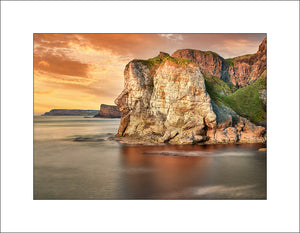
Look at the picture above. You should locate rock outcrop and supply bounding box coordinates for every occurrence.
[172,49,229,82]
[207,108,266,144]
[94,104,121,118]
[43,109,99,116]
[206,100,266,144]
[115,54,217,144]
[227,38,266,87]
[114,52,266,145]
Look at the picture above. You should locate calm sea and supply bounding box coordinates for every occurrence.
[34,116,266,199]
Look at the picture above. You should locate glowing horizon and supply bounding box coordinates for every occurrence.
[34,33,266,115]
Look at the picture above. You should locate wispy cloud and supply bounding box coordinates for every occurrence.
[160,34,184,41]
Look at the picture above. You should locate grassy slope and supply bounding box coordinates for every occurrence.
[204,74,237,106]
[204,73,266,123]
[220,74,266,123]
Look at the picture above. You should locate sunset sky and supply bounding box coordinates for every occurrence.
[34,33,266,115]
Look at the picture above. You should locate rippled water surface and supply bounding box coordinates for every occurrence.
[34,116,266,199]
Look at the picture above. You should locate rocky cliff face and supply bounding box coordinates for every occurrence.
[172,49,229,82]
[172,38,266,88]
[115,54,217,144]
[227,38,266,87]
[114,53,266,145]
[94,104,121,118]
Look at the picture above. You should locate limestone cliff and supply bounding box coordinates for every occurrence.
[115,54,217,144]
[94,104,121,118]
[114,52,266,145]
[227,38,266,87]
[172,49,229,82]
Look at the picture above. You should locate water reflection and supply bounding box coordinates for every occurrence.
[120,144,266,199]
[34,116,266,199]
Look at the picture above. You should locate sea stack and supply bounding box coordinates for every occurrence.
[94,104,121,118]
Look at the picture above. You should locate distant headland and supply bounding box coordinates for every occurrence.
[42,109,100,116]
[42,104,121,118]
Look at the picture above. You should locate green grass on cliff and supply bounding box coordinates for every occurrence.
[136,54,194,76]
[204,74,237,106]
[136,56,164,76]
[204,72,266,123]
[225,58,234,67]
[220,74,267,123]
[225,54,255,67]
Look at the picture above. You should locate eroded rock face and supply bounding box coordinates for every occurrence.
[172,49,229,82]
[228,38,266,87]
[94,104,121,118]
[115,56,217,143]
[115,53,266,145]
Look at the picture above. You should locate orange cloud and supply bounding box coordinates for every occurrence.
[34,53,90,78]
[34,90,54,95]
[38,60,50,67]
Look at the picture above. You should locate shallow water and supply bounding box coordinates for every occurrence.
[34,116,266,200]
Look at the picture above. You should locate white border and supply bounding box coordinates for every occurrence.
[1,1,299,232]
